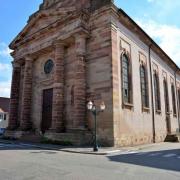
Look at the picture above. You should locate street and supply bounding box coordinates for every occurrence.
[0,142,180,180]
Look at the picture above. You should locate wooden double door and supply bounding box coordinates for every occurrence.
[41,89,53,134]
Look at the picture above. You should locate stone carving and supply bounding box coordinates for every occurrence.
[40,0,62,9]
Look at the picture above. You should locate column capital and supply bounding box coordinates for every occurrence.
[74,29,90,40]
[12,61,20,68]
[75,34,87,56]
[24,55,33,62]
[53,40,67,48]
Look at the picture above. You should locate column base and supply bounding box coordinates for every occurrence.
[3,130,42,143]
[6,126,19,131]
[44,129,93,146]
[4,130,25,140]
[20,124,32,131]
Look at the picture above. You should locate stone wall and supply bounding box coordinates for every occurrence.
[110,10,179,146]
[8,0,179,147]
[86,7,114,146]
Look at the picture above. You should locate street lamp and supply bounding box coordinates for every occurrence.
[87,101,106,152]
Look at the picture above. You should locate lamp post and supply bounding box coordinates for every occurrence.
[87,101,106,152]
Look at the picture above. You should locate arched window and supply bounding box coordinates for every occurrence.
[122,54,132,104]
[71,85,75,106]
[171,83,177,116]
[178,89,180,114]
[163,79,169,113]
[154,72,161,111]
[140,65,149,108]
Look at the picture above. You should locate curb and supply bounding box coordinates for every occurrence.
[0,140,120,155]
[20,143,122,155]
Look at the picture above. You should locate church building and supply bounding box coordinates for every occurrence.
[6,0,180,146]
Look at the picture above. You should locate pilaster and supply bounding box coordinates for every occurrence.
[73,34,87,129]
[51,41,65,132]
[20,56,33,131]
[8,61,21,130]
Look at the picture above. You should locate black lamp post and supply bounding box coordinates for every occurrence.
[87,101,106,152]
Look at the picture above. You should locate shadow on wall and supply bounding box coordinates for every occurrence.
[108,149,180,172]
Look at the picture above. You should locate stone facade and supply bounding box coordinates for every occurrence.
[6,0,180,146]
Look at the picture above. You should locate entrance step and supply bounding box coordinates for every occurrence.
[4,130,42,143]
[164,134,180,142]
[44,130,93,146]
[20,134,42,143]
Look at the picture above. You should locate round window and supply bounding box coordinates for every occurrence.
[44,59,54,74]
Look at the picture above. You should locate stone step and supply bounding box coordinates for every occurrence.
[164,134,180,142]
[20,134,42,143]
[44,131,93,146]
[4,130,42,143]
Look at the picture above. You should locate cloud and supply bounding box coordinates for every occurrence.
[0,41,12,97]
[0,63,11,71]
[0,81,11,98]
[0,42,12,58]
[136,19,180,67]
[147,0,180,16]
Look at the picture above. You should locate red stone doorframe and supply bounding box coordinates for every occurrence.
[41,88,53,134]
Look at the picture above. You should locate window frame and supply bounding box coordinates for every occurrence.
[171,83,177,116]
[4,114,7,121]
[178,89,180,116]
[163,79,170,114]
[140,64,149,110]
[153,72,161,113]
[121,52,133,109]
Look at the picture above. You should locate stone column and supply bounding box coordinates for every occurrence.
[73,34,87,129]
[20,56,33,131]
[51,41,65,132]
[8,62,21,130]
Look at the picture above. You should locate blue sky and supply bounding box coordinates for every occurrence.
[0,0,180,97]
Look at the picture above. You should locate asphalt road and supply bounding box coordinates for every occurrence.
[0,142,180,180]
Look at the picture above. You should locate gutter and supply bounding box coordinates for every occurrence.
[148,44,156,143]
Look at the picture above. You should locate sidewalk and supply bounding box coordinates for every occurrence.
[1,138,176,155]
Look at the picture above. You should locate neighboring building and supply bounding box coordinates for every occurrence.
[0,97,10,134]
[5,0,180,146]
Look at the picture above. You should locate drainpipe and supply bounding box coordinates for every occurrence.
[174,70,180,133]
[148,44,156,143]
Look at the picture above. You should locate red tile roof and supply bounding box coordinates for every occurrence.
[0,97,10,113]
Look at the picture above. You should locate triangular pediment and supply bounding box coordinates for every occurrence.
[10,0,112,49]
[9,5,79,49]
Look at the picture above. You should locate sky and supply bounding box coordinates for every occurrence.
[0,0,180,98]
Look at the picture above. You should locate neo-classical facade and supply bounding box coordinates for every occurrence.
[6,0,180,146]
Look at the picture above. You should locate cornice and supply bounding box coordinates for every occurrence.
[10,8,89,50]
[110,4,180,73]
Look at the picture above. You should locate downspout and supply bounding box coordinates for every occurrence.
[148,44,156,143]
[174,70,180,133]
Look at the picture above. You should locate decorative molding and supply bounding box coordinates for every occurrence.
[162,70,167,80]
[170,76,175,84]
[139,52,147,66]
[152,62,159,74]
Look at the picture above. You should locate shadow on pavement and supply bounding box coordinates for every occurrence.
[108,149,180,172]
[0,142,58,153]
